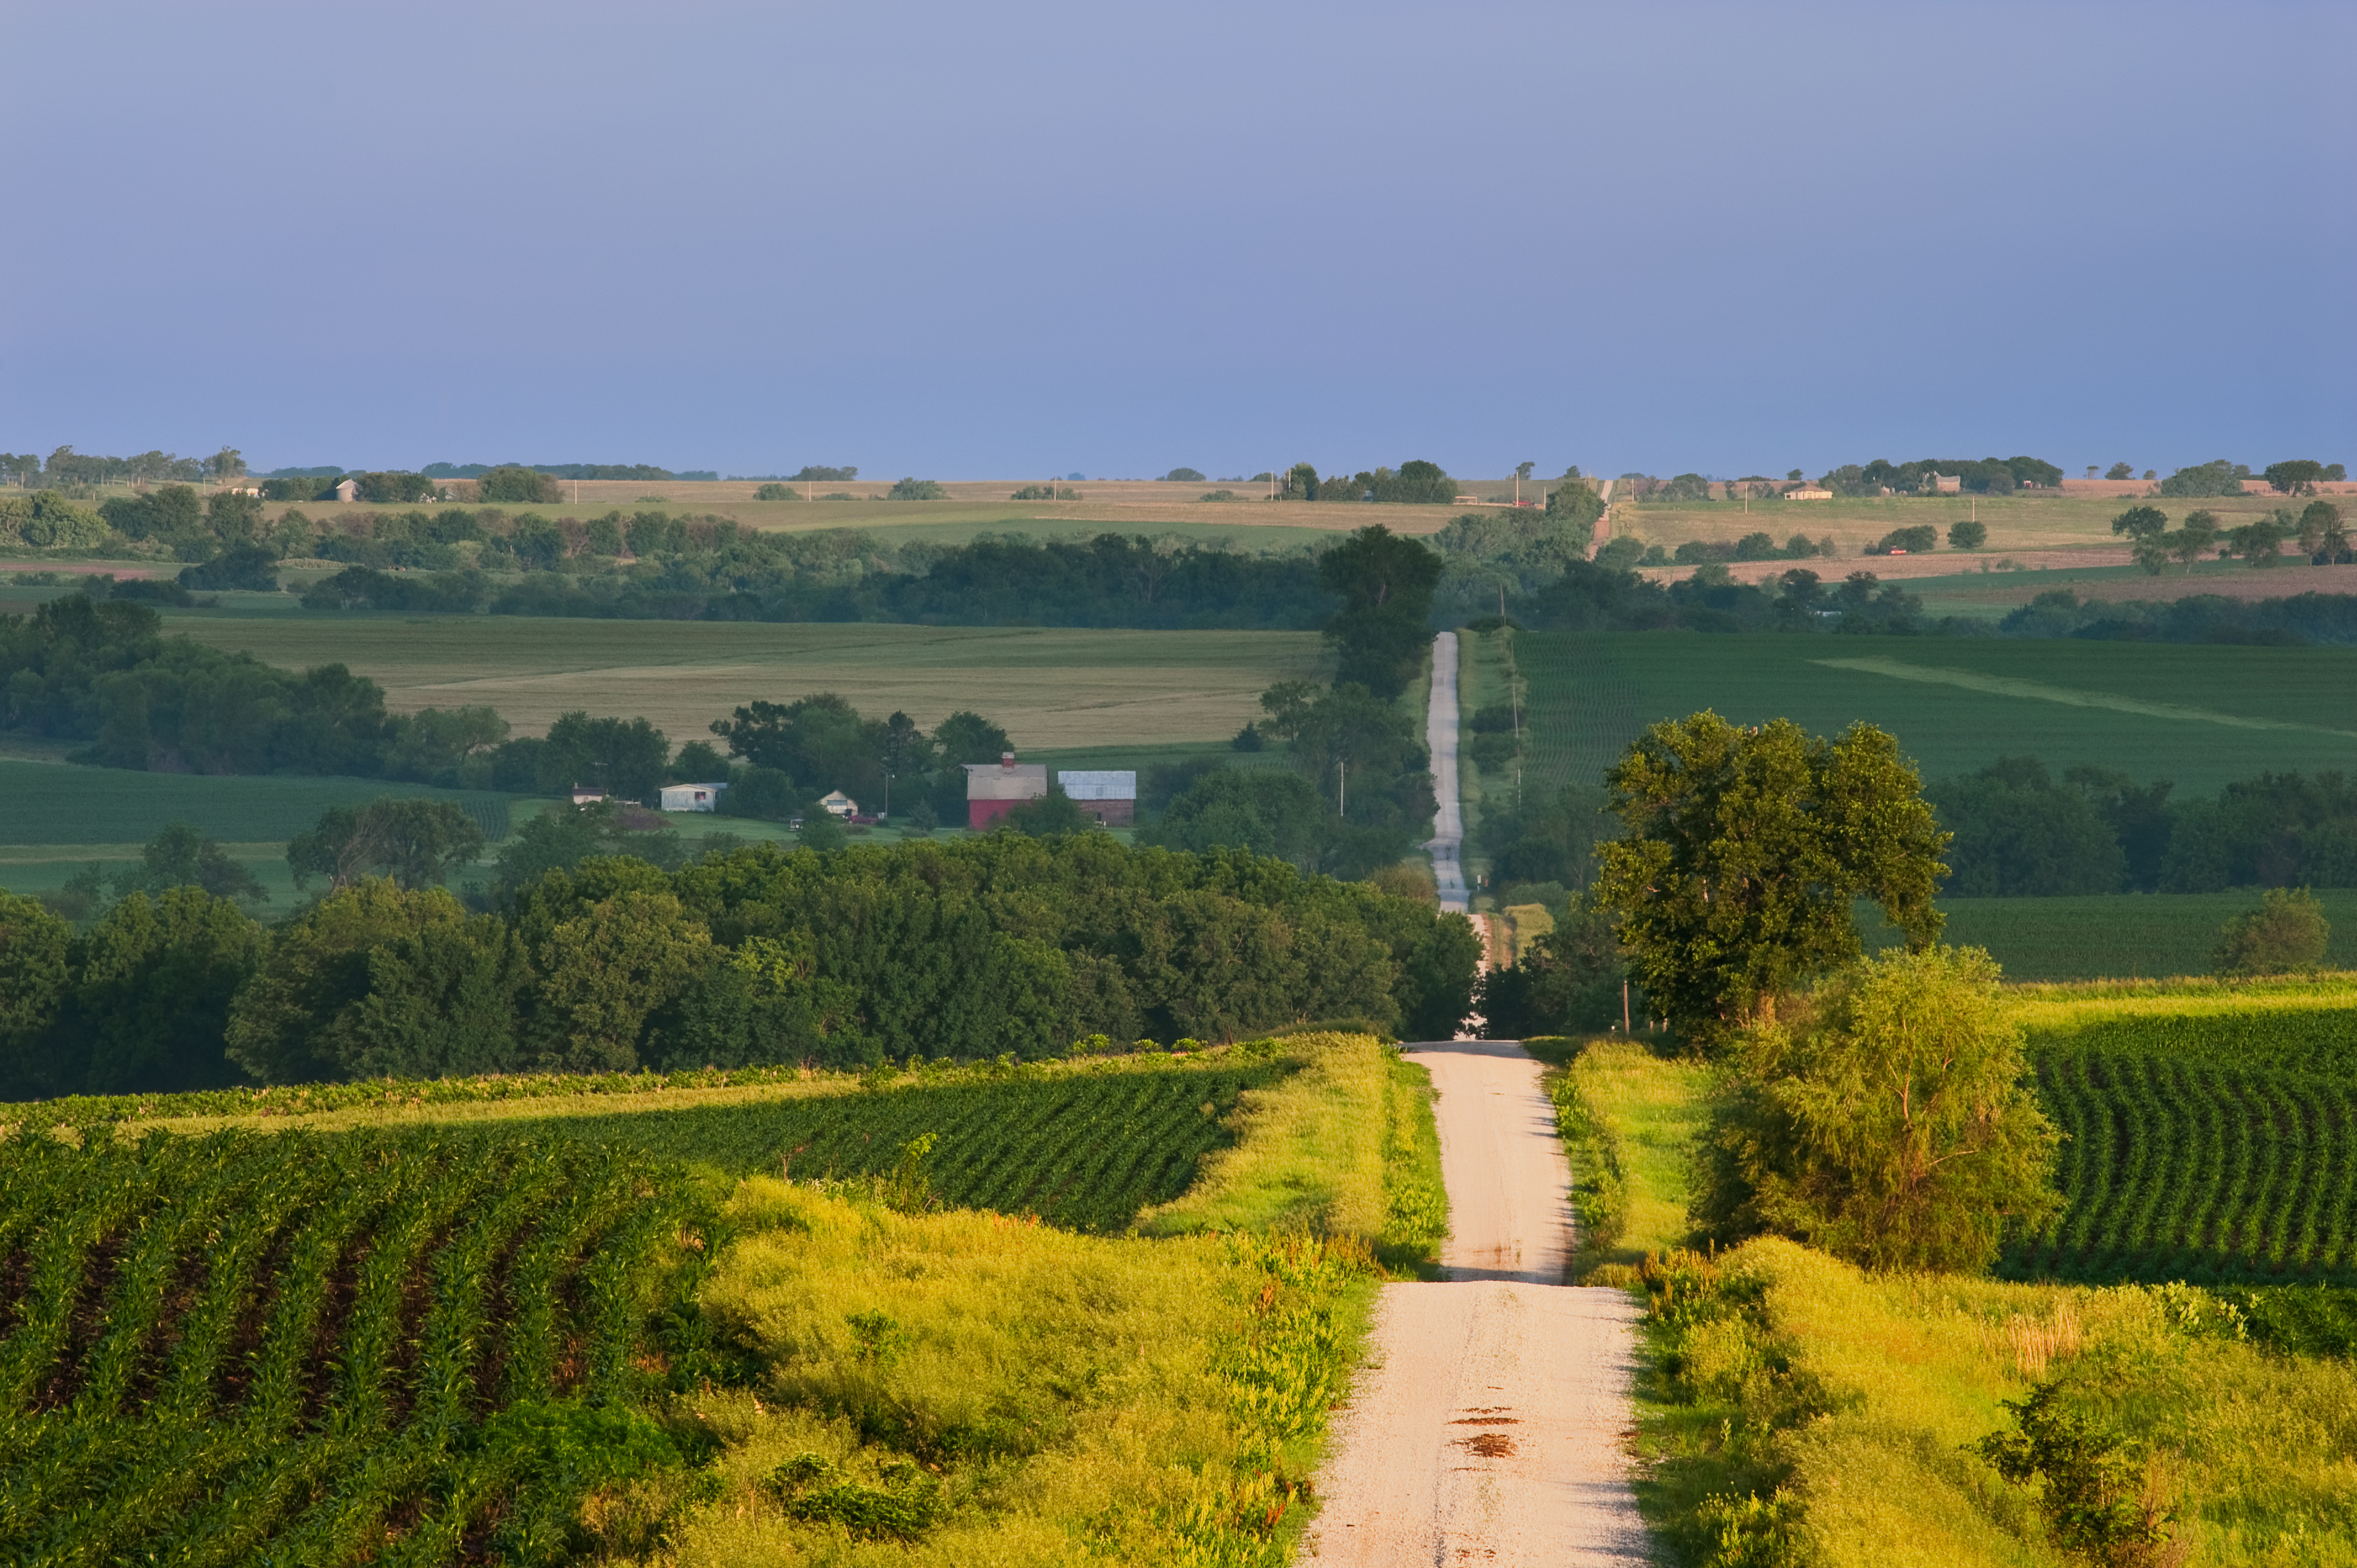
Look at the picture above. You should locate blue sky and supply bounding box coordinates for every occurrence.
[4,2,2348,481]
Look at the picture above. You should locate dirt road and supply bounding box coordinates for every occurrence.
[1426,631,1468,913]
[1300,1040,1649,1566]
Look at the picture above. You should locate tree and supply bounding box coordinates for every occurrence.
[1947,519,1987,550]
[226,879,494,1082]
[1515,461,1537,481]
[286,798,488,891]
[887,478,948,500]
[2156,460,2244,499]
[2263,459,2325,496]
[2104,462,2135,481]
[1595,714,1948,1050]
[1162,467,1206,483]
[544,710,670,801]
[477,465,563,504]
[1927,757,2126,896]
[0,891,73,1097]
[2170,509,2221,571]
[717,766,801,822]
[2297,500,2350,563]
[1003,786,1093,836]
[1317,525,1444,698]
[112,822,267,907]
[1691,945,2063,1272]
[1474,894,1627,1037]
[2109,504,2168,542]
[1284,462,1321,500]
[203,447,247,478]
[57,888,262,1093]
[798,811,848,851]
[526,888,713,1071]
[1138,770,1334,870]
[179,543,280,592]
[2212,888,2329,976]
[2223,512,2287,567]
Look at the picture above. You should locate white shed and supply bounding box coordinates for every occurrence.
[1056,769,1137,827]
[660,782,727,813]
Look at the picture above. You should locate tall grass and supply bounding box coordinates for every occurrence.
[1530,1037,1711,1281]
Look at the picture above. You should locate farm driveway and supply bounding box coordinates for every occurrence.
[1299,1040,1649,1566]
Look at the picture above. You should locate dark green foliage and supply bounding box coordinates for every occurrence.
[1317,526,1445,698]
[1474,896,1629,1038]
[301,565,487,611]
[1142,770,1347,873]
[0,1127,713,1566]
[1977,1382,2176,1567]
[1948,518,1988,550]
[1252,680,1435,865]
[476,463,565,503]
[1867,525,1938,555]
[1002,786,1093,837]
[30,889,261,1096]
[108,820,268,906]
[2159,770,2357,891]
[1928,757,2128,896]
[2156,459,2247,499]
[286,797,487,889]
[1481,781,1609,891]
[1999,586,2357,643]
[887,477,949,500]
[1815,455,2062,495]
[178,543,279,591]
[717,766,801,821]
[544,709,670,802]
[1595,714,1949,1049]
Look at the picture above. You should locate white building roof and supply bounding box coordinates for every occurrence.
[1057,769,1137,801]
[965,761,1050,801]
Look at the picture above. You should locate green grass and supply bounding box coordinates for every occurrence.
[1857,890,2357,981]
[1521,631,2357,795]
[0,757,506,846]
[1532,1039,1711,1280]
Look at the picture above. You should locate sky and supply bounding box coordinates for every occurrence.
[4,2,2350,482]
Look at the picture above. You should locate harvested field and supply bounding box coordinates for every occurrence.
[164,616,1328,745]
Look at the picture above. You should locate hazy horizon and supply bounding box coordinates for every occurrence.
[5,2,2348,483]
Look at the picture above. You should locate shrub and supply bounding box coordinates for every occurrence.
[1162,467,1207,483]
[1949,518,1988,550]
[478,465,563,504]
[1692,945,2062,1273]
[1868,525,1938,555]
[179,544,280,592]
[886,478,948,500]
[2212,887,2329,975]
[754,483,798,500]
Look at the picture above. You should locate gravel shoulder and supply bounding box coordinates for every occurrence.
[1299,1040,1650,1566]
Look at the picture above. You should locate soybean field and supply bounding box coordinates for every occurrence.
[2011,1052,2357,1286]
[495,1063,1280,1231]
[0,1128,711,1566]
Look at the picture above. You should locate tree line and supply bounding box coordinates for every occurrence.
[0,833,1480,1100]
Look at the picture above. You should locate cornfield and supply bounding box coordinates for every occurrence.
[0,1127,709,1565]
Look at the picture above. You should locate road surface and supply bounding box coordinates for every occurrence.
[1294,1043,1649,1564]
[1426,631,1468,913]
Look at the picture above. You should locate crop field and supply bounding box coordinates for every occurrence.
[481,1066,1280,1231]
[0,1127,708,1564]
[1515,631,2357,796]
[1853,890,2357,981]
[2012,1051,2357,1285]
[0,1035,1405,1565]
[159,614,1328,746]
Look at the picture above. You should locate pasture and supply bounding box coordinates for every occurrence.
[160,613,1328,746]
[1516,631,2357,796]
[1858,890,2357,981]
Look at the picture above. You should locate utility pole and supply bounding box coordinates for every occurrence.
[1337,758,1346,817]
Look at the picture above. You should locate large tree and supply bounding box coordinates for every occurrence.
[1595,713,1948,1050]
[1317,525,1443,698]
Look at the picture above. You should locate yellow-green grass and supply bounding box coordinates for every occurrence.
[1644,1236,2357,1567]
[160,616,1329,746]
[1139,1034,1405,1254]
[1521,631,2357,795]
[1857,891,2357,982]
[1561,1039,2357,1566]
[674,1184,1373,1567]
[1525,1039,1710,1280]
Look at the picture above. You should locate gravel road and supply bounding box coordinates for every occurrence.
[1299,1040,1650,1566]
[1425,631,1468,914]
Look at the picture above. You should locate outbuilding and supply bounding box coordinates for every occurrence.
[818,790,859,818]
[660,782,727,812]
[965,753,1048,828]
[333,478,359,502]
[1056,769,1137,827]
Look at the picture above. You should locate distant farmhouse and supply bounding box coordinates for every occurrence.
[818,790,860,819]
[1784,485,1833,501]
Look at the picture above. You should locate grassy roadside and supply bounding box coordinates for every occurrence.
[1537,1037,2357,1566]
[665,1031,1440,1564]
